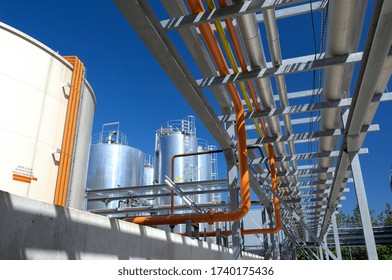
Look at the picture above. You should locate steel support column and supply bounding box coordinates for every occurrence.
[349,152,378,260]
[224,149,242,260]
[323,235,329,260]
[319,245,324,260]
[331,212,342,260]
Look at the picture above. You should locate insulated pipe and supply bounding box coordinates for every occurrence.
[317,0,368,216]
[233,1,291,173]
[54,56,84,206]
[215,0,286,180]
[319,0,367,174]
[124,0,251,226]
[263,8,297,172]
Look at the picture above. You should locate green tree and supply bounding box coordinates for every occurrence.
[336,204,378,227]
[334,203,392,260]
[377,202,392,226]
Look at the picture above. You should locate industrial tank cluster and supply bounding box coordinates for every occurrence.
[86,116,221,221]
[0,22,95,209]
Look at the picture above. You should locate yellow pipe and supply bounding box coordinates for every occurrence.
[207,0,271,158]
[210,0,281,231]
[215,0,285,185]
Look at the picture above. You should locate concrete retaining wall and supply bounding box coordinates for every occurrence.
[0,191,260,260]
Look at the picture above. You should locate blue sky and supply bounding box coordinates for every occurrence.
[1,0,391,216]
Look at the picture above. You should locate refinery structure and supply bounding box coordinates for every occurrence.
[0,0,392,260]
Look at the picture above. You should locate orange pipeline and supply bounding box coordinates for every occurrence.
[180,143,281,236]
[54,56,84,206]
[203,0,281,233]
[168,146,269,215]
[124,0,250,226]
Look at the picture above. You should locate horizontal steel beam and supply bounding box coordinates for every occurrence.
[87,188,228,202]
[161,0,307,30]
[257,0,327,21]
[277,167,335,177]
[86,179,228,194]
[261,171,334,180]
[249,148,368,164]
[90,201,231,215]
[243,88,323,107]
[245,125,379,146]
[246,116,321,130]
[282,188,349,197]
[275,88,323,101]
[209,1,328,32]
[198,52,363,88]
[221,92,392,122]
[277,178,353,189]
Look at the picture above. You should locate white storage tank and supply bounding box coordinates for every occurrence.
[86,123,145,211]
[0,22,96,210]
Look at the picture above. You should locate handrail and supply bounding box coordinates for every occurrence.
[170,149,224,215]
[168,145,269,215]
[54,56,84,206]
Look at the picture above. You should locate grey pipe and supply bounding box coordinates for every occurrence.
[318,0,368,179]
[236,12,291,173]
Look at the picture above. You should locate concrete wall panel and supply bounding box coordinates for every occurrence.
[0,191,260,260]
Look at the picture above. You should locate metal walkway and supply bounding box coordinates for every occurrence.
[108,0,391,260]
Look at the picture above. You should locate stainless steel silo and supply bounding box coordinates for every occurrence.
[196,139,212,205]
[143,155,154,186]
[196,140,222,240]
[86,123,144,211]
[143,154,155,205]
[154,116,198,209]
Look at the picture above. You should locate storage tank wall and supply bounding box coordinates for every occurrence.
[0,23,95,210]
[143,154,155,206]
[143,166,154,186]
[156,132,186,207]
[155,117,198,208]
[196,143,212,205]
[154,117,198,232]
[86,143,144,210]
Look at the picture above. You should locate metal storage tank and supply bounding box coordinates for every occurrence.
[0,22,96,210]
[143,155,154,186]
[143,154,155,205]
[196,140,222,240]
[154,116,198,208]
[196,139,212,205]
[86,123,144,211]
